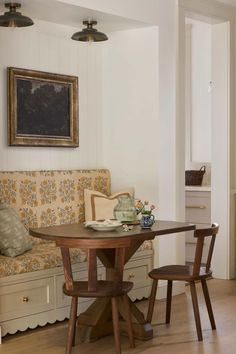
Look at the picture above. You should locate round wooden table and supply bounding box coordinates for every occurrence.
[30,220,195,342]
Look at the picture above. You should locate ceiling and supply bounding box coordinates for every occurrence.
[1,0,235,32]
[0,0,150,32]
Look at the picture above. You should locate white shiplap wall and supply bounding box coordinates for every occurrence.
[0,21,104,171]
[102,27,159,203]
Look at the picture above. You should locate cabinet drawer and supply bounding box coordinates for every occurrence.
[185,191,211,244]
[0,277,54,321]
[124,257,152,289]
[185,192,211,224]
[56,266,105,308]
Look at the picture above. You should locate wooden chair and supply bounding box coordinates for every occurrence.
[60,238,135,354]
[146,223,219,341]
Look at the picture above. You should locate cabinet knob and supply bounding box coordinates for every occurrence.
[22,296,29,303]
[128,273,135,280]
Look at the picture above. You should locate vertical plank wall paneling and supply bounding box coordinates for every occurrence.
[0,21,104,171]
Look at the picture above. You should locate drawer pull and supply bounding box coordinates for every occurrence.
[22,296,29,303]
[186,205,206,209]
[128,273,135,280]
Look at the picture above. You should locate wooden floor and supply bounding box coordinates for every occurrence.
[1,279,236,354]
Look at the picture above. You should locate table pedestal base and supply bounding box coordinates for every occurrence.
[77,297,153,343]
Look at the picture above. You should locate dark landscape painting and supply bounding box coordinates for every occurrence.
[8,67,79,147]
[17,79,70,137]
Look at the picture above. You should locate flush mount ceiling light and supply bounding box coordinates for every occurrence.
[0,2,34,27]
[71,20,108,42]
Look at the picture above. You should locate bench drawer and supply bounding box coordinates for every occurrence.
[0,277,54,321]
[124,257,152,289]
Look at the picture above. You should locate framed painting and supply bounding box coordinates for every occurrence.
[8,67,79,147]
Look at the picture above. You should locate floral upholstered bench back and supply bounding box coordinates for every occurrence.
[0,169,110,232]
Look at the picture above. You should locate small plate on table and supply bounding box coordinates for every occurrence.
[85,220,122,232]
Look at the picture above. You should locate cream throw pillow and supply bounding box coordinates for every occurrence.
[84,188,134,221]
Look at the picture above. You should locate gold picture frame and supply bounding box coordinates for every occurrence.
[8,67,79,147]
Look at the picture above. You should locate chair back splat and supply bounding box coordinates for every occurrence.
[87,249,98,292]
[192,223,219,277]
[60,247,74,292]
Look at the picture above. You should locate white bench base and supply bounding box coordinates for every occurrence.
[0,249,153,342]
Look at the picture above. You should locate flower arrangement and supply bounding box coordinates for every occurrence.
[135,200,156,216]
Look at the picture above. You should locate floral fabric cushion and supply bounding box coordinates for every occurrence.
[0,203,32,257]
[0,169,153,276]
[0,242,87,277]
[0,241,152,278]
[84,188,134,221]
[0,169,110,244]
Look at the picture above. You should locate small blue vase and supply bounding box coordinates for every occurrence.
[140,214,155,229]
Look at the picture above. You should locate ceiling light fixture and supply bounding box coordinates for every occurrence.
[0,2,34,27]
[71,20,108,42]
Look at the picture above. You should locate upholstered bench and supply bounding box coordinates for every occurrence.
[0,242,86,278]
[0,169,153,342]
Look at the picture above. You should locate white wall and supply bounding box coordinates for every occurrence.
[102,7,187,296]
[191,20,212,163]
[102,27,158,204]
[0,21,104,171]
[232,23,236,278]
[185,20,212,184]
[211,22,231,278]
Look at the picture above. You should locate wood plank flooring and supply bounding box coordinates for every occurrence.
[1,279,236,354]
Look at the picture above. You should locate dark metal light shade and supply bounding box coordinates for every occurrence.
[0,3,33,27]
[72,20,108,42]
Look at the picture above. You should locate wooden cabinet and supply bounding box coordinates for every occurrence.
[185,189,211,263]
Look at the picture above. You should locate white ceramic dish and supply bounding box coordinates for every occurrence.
[89,221,122,232]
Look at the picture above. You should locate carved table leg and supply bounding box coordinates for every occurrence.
[77,243,154,343]
[77,296,153,343]
[117,296,153,341]
[77,298,113,342]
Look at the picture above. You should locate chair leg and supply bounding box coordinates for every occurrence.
[72,297,78,347]
[146,279,158,323]
[201,279,216,330]
[190,281,203,341]
[66,296,78,354]
[122,294,135,348]
[166,280,173,324]
[111,297,121,354]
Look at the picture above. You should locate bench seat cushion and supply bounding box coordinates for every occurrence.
[0,240,152,278]
[0,242,87,278]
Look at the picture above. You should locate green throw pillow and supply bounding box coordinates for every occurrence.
[0,203,32,257]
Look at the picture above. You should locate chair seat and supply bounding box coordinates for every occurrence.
[149,264,212,281]
[63,280,133,298]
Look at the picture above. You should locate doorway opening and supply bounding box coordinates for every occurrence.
[184,18,212,264]
[181,11,234,278]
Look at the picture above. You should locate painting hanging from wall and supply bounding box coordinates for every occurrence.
[8,67,79,147]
